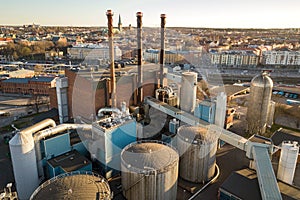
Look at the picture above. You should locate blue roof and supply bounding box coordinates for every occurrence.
[3,77,55,84]
[29,77,55,82]
[2,78,30,84]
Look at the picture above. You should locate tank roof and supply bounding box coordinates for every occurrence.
[251,73,273,88]
[121,141,178,173]
[31,173,111,200]
[177,125,218,144]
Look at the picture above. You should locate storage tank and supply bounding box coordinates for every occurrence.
[30,172,111,200]
[246,72,273,135]
[180,72,197,113]
[121,141,179,200]
[9,132,39,200]
[177,125,218,183]
[277,141,299,185]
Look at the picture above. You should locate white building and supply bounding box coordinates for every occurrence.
[262,50,300,65]
[67,44,122,61]
[211,50,259,67]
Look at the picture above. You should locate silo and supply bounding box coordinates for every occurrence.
[180,72,197,113]
[9,133,39,200]
[30,172,111,200]
[121,141,179,200]
[177,125,218,183]
[246,72,273,135]
[277,141,299,185]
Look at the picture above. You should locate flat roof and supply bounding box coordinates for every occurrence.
[249,134,272,144]
[210,85,249,97]
[2,76,55,84]
[220,168,300,200]
[47,150,91,172]
[271,128,300,146]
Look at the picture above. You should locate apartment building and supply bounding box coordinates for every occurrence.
[211,50,259,67]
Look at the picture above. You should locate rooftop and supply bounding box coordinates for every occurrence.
[2,76,55,84]
[271,128,300,146]
[220,168,300,200]
[47,150,91,172]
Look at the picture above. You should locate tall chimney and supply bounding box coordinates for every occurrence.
[106,10,116,107]
[137,12,143,104]
[160,14,166,87]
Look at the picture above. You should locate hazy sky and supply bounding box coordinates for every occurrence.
[1,0,300,28]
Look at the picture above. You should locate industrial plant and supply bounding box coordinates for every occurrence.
[4,10,300,200]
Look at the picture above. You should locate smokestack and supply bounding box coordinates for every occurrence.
[137,12,143,104]
[160,14,166,87]
[106,10,117,107]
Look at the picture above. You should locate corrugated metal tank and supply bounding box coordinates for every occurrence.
[9,133,39,200]
[121,141,179,200]
[247,72,273,135]
[180,72,197,113]
[177,125,218,183]
[277,141,299,185]
[30,172,111,200]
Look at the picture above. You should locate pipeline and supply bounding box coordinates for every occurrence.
[34,123,92,179]
[20,118,56,136]
[155,86,174,99]
[97,107,122,117]
[188,164,220,200]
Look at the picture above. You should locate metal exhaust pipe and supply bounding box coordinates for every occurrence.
[160,14,166,87]
[137,12,143,104]
[106,10,117,107]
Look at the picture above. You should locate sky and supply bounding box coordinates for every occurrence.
[1,0,300,28]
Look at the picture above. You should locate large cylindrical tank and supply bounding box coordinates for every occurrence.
[9,133,39,200]
[177,125,218,183]
[180,72,197,113]
[121,141,179,200]
[30,172,111,200]
[277,141,299,185]
[246,72,273,135]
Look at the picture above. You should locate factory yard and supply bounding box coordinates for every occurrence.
[0,129,254,200]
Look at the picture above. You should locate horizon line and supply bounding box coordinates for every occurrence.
[1,24,300,30]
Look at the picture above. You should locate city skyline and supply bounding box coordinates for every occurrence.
[1,0,300,28]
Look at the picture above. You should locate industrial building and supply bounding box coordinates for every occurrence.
[0,76,57,95]
[219,168,300,200]
[7,10,300,200]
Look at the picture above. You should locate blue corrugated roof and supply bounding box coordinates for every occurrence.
[29,77,55,82]
[2,78,30,84]
[3,77,55,84]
